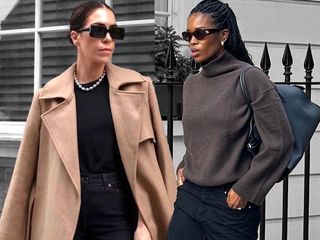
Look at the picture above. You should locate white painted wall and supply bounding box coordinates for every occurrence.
[169,0,320,239]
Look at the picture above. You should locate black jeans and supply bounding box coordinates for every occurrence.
[168,180,261,240]
[73,172,138,240]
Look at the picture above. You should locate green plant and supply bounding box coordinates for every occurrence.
[155,25,192,82]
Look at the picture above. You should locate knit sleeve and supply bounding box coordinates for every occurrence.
[232,68,294,205]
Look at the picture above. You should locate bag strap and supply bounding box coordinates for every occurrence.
[239,66,254,105]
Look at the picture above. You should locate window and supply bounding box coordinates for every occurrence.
[155,0,171,26]
[0,0,154,133]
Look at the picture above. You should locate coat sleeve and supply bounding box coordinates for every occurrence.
[146,77,177,204]
[0,90,41,239]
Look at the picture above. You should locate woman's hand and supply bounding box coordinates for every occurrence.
[226,188,247,210]
[134,213,152,240]
[177,167,185,187]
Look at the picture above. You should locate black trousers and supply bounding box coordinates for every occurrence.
[73,172,138,240]
[168,180,261,240]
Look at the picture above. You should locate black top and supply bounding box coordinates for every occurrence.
[74,75,124,174]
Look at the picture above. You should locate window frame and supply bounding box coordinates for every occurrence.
[0,0,154,141]
[155,0,172,25]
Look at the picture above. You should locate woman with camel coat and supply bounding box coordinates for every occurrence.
[0,1,176,240]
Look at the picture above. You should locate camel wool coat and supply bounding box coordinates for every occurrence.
[0,63,177,240]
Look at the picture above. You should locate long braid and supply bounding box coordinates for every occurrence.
[190,0,253,65]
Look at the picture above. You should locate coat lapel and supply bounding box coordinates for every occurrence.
[37,62,147,195]
[39,64,80,195]
[106,62,146,189]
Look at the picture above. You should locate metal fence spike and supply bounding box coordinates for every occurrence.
[282,43,293,67]
[282,44,293,83]
[165,39,177,71]
[304,44,314,71]
[260,43,271,75]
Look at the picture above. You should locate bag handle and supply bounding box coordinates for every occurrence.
[239,66,254,105]
[239,66,262,157]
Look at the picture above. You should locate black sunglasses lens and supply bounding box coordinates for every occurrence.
[182,29,207,41]
[90,25,107,38]
[88,25,125,39]
[109,27,125,40]
[182,32,191,41]
[193,29,207,40]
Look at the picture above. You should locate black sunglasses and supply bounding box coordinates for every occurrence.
[78,25,125,40]
[182,28,222,42]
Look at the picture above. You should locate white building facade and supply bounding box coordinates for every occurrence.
[156,0,320,239]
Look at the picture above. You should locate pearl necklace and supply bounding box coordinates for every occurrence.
[74,69,106,91]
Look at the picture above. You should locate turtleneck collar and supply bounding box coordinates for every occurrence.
[200,50,243,78]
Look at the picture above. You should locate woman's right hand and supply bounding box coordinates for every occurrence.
[177,167,185,187]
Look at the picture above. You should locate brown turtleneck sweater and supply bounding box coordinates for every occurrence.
[182,51,294,205]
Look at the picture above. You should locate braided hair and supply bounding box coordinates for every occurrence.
[190,0,253,65]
